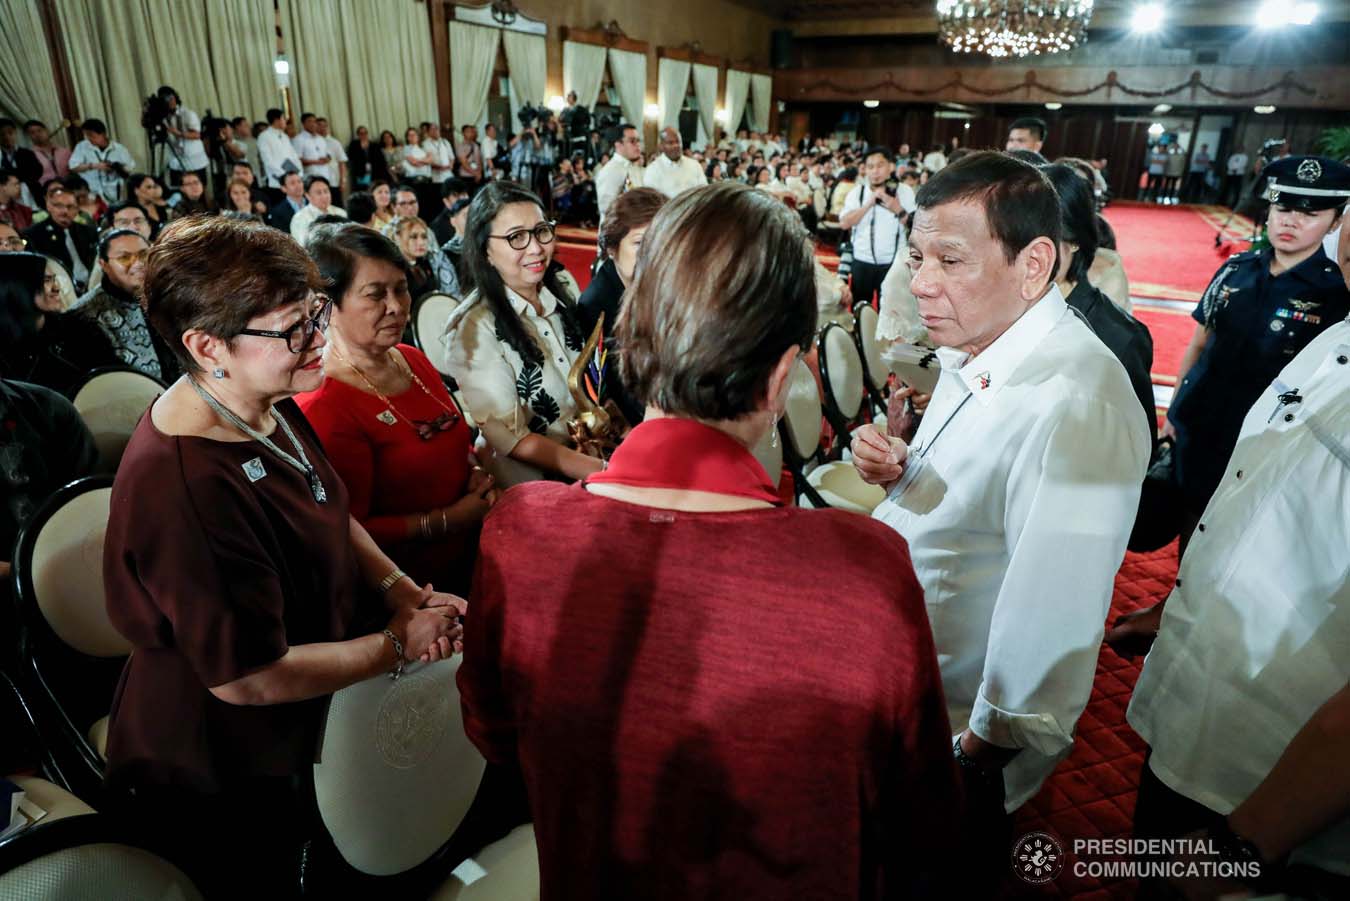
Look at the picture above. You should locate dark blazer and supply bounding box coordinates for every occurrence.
[346,139,392,186]
[21,219,97,283]
[1,145,43,199]
[267,197,303,233]
[1065,279,1156,449]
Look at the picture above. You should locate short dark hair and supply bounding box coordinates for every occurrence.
[394,184,418,202]
[915,150,1061,274]
[1006,149,1048,166]
[606,123,636,147]
[0,252,46,350]
[266,108,284,124]
[143,216,324,374]
[441,177,469,199]
[156,85,178,102]
[300,112,315,122]
[303,174,331,193]
[232,160,253,173]
[1009,117,1048,142]
[0,118,15,130]
[22,119,43,131]
[0,167,18,186]
[618,182,817,420]
[281,171,302,188]
[80,118,107,135]
[103,201,149,230]
[305,221,411,306]
[601,187,666,254]
[231,116,249,129]
[97,227,147,261]
[1040,163,1097,285]
[864,146,894,164]
[345,191,376,225]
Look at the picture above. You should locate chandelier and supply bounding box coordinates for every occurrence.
[936,1,1095,59]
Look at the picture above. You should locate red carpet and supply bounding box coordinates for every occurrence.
[1011,542,1178,899]
[1102,202,1252,302]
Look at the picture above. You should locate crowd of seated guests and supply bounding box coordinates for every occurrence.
[4,93,1350,901]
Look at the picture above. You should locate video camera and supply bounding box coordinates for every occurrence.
[140,93,172,145]
[517,103,554,131]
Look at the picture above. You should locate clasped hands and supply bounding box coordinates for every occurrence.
[386,578,467,665]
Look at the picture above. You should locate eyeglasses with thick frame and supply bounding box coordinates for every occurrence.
[237,295,333,353]
[489,220,557,251]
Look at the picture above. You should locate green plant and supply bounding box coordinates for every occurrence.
[1316,126,1350,162]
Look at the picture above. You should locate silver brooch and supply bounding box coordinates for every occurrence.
[1297,159,1322,184]
[242,457,267,482]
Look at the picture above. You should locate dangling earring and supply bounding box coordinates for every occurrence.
[769,411,780,448]
[212,368,225,379]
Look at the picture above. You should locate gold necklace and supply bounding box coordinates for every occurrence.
[329,343,461,440]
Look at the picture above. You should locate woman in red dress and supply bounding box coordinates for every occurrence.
[297,222,496,595]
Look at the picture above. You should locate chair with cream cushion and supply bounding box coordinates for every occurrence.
[777,358,828,508]
[0,815,203,901]
[69,367,166,474]
[12,477,128,799]
[428,825,540,901]
[306,655,530,894]
[411,292,458,377]
[853,301,889,412]
[817,322,866,450]
[804,456,888,516]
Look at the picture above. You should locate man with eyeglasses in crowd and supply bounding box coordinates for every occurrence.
[70,228,176,381]
[0,168,33,231]
[103,201,153,241]
[392,184,420,221]
[0,221,25,252]
[595,123,644,231]
[22,185,97,291]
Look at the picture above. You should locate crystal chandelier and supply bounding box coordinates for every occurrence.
[936,1,1095,59]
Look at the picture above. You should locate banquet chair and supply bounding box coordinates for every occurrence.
[12,477,128,802]
[0,815,203,901]
[816,322,867,450]
[429,825,540,901]
[410,292,459,377]
[304,655,537,897]
[853,300,889,414]
[69,367,166,474]
[777,358,829,509]
[749,415,783,495]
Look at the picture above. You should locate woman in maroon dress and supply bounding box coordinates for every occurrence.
[296,222,495,596]
[103,216,465,898]
[458,182,961,899]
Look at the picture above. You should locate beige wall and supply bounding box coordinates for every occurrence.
[499,0,778,143]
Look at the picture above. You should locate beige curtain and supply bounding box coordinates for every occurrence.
[447,21,500,132]
[55,0,276,168]
[502,30,546,130]
[280,0,437,143]
[0,0,64,132]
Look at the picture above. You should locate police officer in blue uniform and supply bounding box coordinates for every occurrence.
[1165,155,1350,543]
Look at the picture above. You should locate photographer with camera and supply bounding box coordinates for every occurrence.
[70,118,136,205]
[145,86,208,187]
[558,91,590,160]
[454,124,484,186]
[838,145,911,306]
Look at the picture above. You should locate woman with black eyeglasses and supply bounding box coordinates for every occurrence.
[102,216,466,897]
[296,222,494,596]
[444,180,603,486]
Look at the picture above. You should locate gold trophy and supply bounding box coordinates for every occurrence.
[567,313,630,459]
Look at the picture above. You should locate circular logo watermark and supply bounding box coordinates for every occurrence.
[1012,832,1065,885]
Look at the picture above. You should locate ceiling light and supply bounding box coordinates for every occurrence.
[1257,0,1318,26]
[1291,2,1319,24]
[937,1,1095,59]
[963,122,971,129]
[1131,3,1164,33]
[1148,122,1165,136]
[1253,105,1277,114]
[1044,102,1063,110]
[863,100,880,108]
[1152,103,1173,114]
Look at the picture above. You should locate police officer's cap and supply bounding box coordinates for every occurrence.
[1261,155,1350,212]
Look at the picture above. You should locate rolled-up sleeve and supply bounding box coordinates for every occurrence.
[969,394,1148,754]
[444,308,533,456]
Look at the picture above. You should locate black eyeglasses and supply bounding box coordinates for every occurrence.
[489,221,556,251]
[238,296,333,353]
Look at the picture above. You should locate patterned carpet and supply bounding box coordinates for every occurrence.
[1009,542,1179,899]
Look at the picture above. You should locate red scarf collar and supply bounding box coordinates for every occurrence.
[585,418,782,505]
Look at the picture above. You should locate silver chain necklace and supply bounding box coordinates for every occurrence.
[189,378,328,503]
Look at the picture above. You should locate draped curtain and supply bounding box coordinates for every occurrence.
[562,41,606,111]
[0,0,63,133]
[447,21,500,132]
[691,63,718,149]
[724,69,750,137]
[606,48,646,129]
[749,73,772,133]
[282,0,436,141]
[56,0,276,169]
[656,58,690,131]
[502,31,546,131]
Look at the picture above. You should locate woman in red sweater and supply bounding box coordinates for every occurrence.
[459,183,960,899]
[297,222,496,595]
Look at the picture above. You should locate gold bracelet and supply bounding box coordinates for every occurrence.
[377,568,407,594]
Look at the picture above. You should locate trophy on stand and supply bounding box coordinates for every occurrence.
[567,313,630,460]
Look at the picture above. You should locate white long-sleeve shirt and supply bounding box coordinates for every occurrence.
[595,155,643,226]
[642,154,706,199]
[293,130,329,178]
[68,139,135,204]
[1128,319,1350,875]
[258,126,301,188]
[872,285,1150,811]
